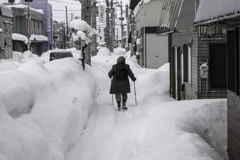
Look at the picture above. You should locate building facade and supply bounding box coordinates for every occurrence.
[158,0,227,100]
[129,0,168,69]
[194,0,240,159]
[0,4,13,59]
[28,0,52,52]
[9,5,44,56]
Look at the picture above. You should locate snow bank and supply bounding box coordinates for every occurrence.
[113,48,126,55]
[136,63,169,100]
[97,47,111,56]
[0,58,99,160]
[140,99,228,160]
[0,62,16,72]
[18,51,39,63]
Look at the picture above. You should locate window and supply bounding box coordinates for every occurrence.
[35,20,38,28]
[39,22,42,30]
[188,46,192,84]
[32,19,35,28]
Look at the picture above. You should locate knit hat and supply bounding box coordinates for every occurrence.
[117,56,126,64]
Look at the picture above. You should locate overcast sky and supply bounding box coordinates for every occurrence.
[0,0,129,23]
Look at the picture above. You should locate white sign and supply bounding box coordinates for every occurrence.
[98,5,105,23]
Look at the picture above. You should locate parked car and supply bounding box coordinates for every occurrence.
[49,51,73,61]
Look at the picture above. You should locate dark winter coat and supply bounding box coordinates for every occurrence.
[108,57,136,94]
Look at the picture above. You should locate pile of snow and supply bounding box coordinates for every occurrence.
[97,47,111,56]
[139,99,228,159]
[113,48,126,55]
[0,62,16,72]
[18,51,39,63]
[12,33,28,44]
[13,51,23,59]
[70,19,91,32]
[30,34,48,42]
[70,20,97,45]
[0,58,98,160]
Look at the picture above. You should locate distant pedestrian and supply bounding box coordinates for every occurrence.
[108,56,136,111]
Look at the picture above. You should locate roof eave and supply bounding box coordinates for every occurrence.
[193,12,240,26]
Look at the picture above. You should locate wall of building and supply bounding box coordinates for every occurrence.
[143,0,163,27]
[145,33,168,68]
[228,92,240,160]
[0,10,13,59]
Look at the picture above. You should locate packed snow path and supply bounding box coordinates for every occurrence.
[66,81,173,160]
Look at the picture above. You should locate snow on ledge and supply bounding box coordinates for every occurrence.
[12,33,28,44]
[7,4,44,14]
[30,34,48,42]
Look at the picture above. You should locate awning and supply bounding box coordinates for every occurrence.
[194,0,240,25]
[5,38,13,46]
[157,0,183,34]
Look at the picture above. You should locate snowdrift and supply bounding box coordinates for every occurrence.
[0,58,99,160]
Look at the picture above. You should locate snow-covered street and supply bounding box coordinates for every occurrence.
[0,48,228,160]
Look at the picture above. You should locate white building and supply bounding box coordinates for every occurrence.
[130,0,168,69]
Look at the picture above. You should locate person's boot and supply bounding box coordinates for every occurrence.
[122,99,127,110]
[117,101,121,111]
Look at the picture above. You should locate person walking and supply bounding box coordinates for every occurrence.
[108,56,136,111]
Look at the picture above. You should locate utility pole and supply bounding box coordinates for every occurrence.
[105,0,110,50]
[86,0,91,65]
[66,6,68,49]
[27,1,31,51]
[120,0,123,48]
[110,0,114,52]
[91,1,97,56]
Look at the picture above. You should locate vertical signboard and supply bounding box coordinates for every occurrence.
[98,5,105,23]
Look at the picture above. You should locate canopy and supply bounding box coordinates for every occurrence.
[194,0,240,24]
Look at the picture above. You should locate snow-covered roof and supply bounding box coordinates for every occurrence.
[7,4,44,14]
[30,34,48,41]
[194,0,240,24]
[12,33,28,44]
